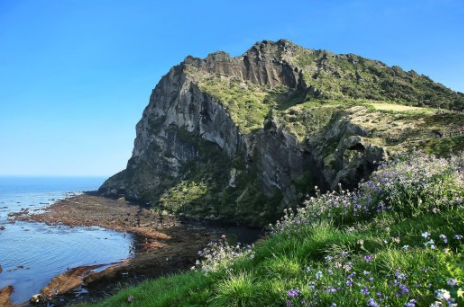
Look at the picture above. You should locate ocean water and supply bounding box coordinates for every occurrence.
[0,177,135,304]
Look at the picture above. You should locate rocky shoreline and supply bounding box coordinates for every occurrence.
[5,193,261,306]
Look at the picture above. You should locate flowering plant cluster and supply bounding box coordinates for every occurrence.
[192,235,255,273]
[188,151,464,306]
[285,230,463,306]
[272,151,464,235]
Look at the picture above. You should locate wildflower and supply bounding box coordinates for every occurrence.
[127,295,134,303]
[364,255,374,262]
[287,289,300,297]
[308,281,315,290]
[439,234,448,243]
[402,245,409,250]
[395,272,408,280]
[454,234,463,240]
[366,298,378,307]
[392,237,401,243]
[399,284,409,294]
[404,299,416,307]
[435,289,451,301]
[343,264,352,272]
[361,286,370,295]
[363,270,370,275]
[424,239,435,248]
[422,232,431,239]
[326,287,337,293]
[446,278,457,286]
[315,271,323,280]
[357,239,364,245]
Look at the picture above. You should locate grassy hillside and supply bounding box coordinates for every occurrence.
[289,47,464,110]
[79,151,464,306]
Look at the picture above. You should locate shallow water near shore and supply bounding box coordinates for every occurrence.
[0,177,135,304]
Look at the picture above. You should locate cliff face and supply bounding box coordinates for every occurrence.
[100,40,464,225]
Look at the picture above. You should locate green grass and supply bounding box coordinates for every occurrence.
[197,76,280,134]
[290,48,464,109]
[81,152,464,307]
[418,135,464,157]
[159,180,209,213]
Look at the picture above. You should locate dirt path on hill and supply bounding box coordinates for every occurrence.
[10,194,261,306]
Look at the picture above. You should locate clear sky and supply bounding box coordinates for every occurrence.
[1,0,463,176]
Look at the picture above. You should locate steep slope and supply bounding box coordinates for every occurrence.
[100,39,464,225]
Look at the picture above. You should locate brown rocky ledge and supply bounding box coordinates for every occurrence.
[13,193,256,306]
[0,286,14,307]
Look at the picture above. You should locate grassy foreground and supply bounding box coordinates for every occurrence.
[81,151,464,307]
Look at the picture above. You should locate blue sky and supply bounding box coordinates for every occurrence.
[1,0,463,176]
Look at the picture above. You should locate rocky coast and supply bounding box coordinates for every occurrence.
[5,193,260,306]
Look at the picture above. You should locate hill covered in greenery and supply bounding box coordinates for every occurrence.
[99,40,464,226]
[80,40,464,306]
[83,151,464,306]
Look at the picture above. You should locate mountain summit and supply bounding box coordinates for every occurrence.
[100,40,464,225]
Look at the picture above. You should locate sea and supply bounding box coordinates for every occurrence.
[0,177,135,305]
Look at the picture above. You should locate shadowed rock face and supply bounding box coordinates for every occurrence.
[99,40,463,226]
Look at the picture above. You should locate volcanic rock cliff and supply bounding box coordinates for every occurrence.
[100,40,464,226]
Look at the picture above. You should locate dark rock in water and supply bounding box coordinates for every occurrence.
[99,39,464,226]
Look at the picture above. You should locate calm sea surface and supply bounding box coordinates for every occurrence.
[0,177,134,304]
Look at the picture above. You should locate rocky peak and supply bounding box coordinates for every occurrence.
[100,40,464,226]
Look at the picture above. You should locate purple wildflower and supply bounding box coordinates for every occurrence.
[367,298,378,307]
[361,286,370,295]
[404,299,417,307]
[288,289,300,297]
[326,287,337,293]
[364,255,374,262]
[446,278,457,286]
[399,284,410,294]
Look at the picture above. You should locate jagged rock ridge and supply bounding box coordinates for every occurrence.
[100,39,464,225]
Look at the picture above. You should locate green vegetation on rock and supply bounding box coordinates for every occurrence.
[197,76,288,134]
[83,151,464,307]
[100,39,464,228]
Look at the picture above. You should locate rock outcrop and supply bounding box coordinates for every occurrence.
[100,40,464,225]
